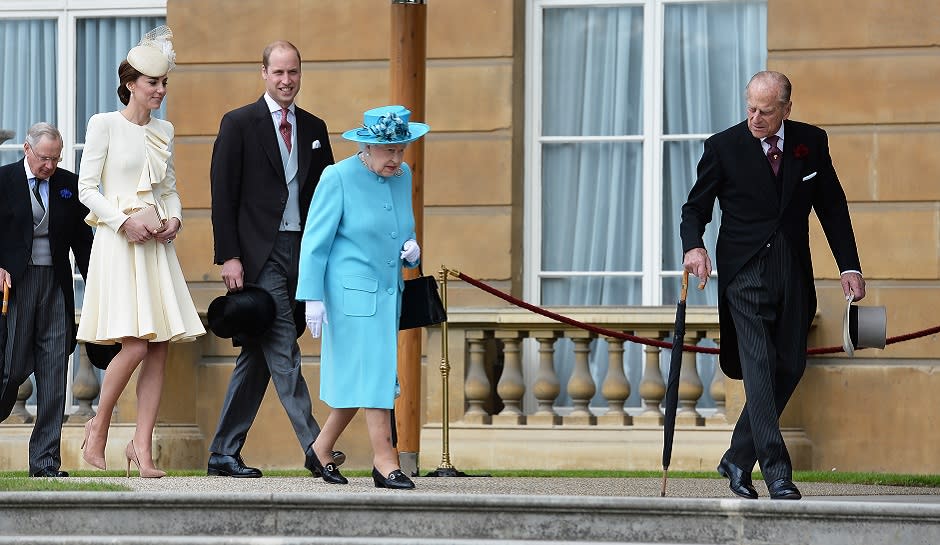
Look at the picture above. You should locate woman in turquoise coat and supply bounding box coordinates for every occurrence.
[297,105,428,490]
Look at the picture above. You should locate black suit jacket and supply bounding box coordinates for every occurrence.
[680,119,861,379]
[210,96,335,283]
[0,159,94,350]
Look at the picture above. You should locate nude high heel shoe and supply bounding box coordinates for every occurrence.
[125,440,166,479]
[81,417,106,470]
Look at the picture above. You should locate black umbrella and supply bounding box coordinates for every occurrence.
[661,270,692,497]
[0,284,15,421]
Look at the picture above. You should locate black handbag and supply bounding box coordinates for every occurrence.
[399,270,447,330]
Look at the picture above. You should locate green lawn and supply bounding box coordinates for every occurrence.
[0,469,937,492]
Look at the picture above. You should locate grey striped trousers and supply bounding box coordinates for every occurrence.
[723,231,809,484]
[3,265,69,474]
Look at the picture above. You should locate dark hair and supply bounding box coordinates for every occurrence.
[117,60,144,105]
[262,40,302,67]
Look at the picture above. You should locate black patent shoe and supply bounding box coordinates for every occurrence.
[30,468,69,478]
[372,467,416,490]
[308,455,348,484]
[207,453,262,478]
[768,478,802,500]
[717,456,758,499]
[304,448,347,477]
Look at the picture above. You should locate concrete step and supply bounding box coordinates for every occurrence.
[0,538,696,545]
[1,492,939,544]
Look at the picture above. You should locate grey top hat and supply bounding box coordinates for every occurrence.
[842,296,887,357]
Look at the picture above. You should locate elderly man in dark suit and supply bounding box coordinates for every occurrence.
[0,122,94,477]
[208,40,338,477]
[680,71,865,500]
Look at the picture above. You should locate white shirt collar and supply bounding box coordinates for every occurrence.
[762,124,785,147]
[263,93,294,115]
[23,160,40,182]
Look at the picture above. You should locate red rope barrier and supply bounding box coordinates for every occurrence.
[451,270,940,356]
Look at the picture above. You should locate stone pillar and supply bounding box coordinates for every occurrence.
[492,331,526,425]
[634,330,667,426]
[528,331,561,426]
[463,330,492,425]
[70,343,101,423]
[7,379,34,424]
[598,337,631,425]
[676,331,705,426]
[563,332,596,426]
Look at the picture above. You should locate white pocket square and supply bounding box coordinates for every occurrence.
[312,140,321,149]
[802,171,817,182]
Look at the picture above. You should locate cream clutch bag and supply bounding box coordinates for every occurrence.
[124,205,166,233]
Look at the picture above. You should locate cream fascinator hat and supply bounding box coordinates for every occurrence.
[842,295,887,357]
[126,25,177,77]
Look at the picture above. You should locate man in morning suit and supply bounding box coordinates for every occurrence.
[208,40,340,477]
[0,123,94,477]
[680,71,865,500]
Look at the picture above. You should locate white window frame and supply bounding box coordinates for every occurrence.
[524,0,756,306]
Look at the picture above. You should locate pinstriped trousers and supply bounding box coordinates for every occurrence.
[3,265,69,474]
[723,231,809,484]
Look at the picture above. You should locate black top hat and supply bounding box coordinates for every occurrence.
[207,285,277,340]
[84,342,122,370]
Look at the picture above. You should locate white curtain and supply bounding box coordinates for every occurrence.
[538,2,765,408]
[0,19,57,165]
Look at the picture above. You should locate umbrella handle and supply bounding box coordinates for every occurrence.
[680,270,689,303]
[2,283,7,316]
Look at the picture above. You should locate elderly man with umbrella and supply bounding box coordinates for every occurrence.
[678,71,864,500]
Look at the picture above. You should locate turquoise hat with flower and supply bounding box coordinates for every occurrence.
[342,105,430,144]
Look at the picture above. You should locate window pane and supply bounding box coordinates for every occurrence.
[542,6,643,137]
[542,277,641,306]
[76,16,166,141]
[0,19,57,164]
[663,1,766,135]
[662,140,719,304]
[541,142,643,274]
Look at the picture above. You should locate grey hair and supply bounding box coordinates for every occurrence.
[745,71,792,105]
[25,122,63,148]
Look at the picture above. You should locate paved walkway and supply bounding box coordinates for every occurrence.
[68,475,940,503]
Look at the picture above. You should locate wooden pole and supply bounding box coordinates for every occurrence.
[391,0,427,476]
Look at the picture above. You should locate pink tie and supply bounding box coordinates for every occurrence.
[279,107,292,153]
[765,135,782,176]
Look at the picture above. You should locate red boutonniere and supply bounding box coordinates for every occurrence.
[793,144,810,159]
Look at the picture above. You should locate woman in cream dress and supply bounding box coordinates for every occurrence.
[77,27,204,478]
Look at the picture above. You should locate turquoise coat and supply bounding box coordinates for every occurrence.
[297,155,417,409]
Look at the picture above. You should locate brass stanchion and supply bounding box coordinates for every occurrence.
[425,266,472,477]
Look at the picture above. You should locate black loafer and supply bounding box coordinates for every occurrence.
[307,455,348,485]
[768,478,802,500]
[30,468,69,478]
[372,467,415,490]
[304,448,346,477]
[207,453,262,478]
[717,457,758,499]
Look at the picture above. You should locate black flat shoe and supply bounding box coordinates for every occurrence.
[717,456,758,499]
[307,455,348,484]
[30,468,69,478]
[304,448,346,477]
[768,478,802,500]
[207,453,262,478]
[372,467,415,490]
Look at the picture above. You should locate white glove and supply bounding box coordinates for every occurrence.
[400,239,420,264]
[305,300,327,339]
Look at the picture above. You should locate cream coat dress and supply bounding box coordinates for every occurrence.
[76,111,204,345]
